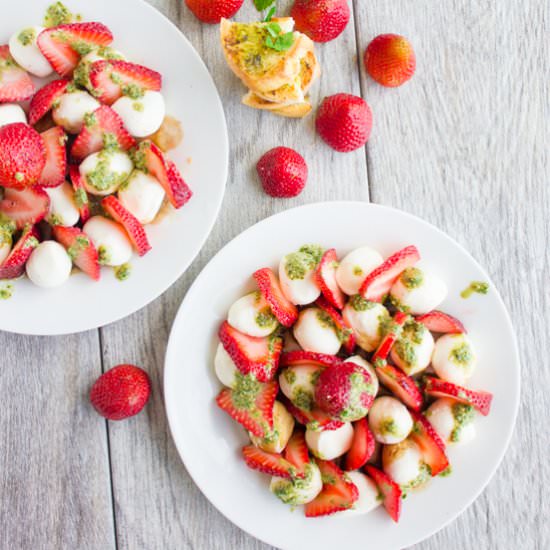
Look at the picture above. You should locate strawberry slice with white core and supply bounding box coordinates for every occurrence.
[242,446,296,479]
[424,376,493,416]
[315,248,345,309]
[28,79,70,126]
[52,225,100,281]
[0,45,35,102]
[280,350,344,369]
[415,310,466,334]
[101,195,151,257]
[0,187,50,230]
[371,310,408,363]
[344,417,376,471]
[281,397,344,431]
[253,267,298,327]
[364,465,402,522]
[69,165,90,223]
[283,429,310,478]
[359,245,420,301]
[39,126,67,188]
[0,225,39,279]
[375,362,423,411]
[315,295,355,353]
[409,411,449,476]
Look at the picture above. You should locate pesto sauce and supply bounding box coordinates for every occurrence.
[115,263,131,281]
[255,307,277,329]
[450,403,474,442]
[18,28,36,46]
[67,235,90,261]
[44,2,73,27]
[284,245,323,281]
[85,151,130,192]
[272,463,315,506]
[98,245,111,266]
[73,188,88,209]
[349,294,375,312]
[461,281,489,299]
[232,371,261,410]
[0,284,14,300]
[449,341,473,365]
[292,388,314,411]
[283,368,296,385]
[400,267,424,289]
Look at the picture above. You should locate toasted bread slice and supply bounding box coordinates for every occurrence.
[242,92,313,118]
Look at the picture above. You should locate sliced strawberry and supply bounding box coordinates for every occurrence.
[424,376,493,416]
[359,245,420,301]
[0,45,35,102]
[0,187,50,230]
[315,248,345,309]
[38,126,67,188]
[375,362,423,411]
[280,350,343,369]
[415,310,466,334]
[409,411,449,476]
[215,380,277,438]
[253,267,298,327]
[69,165,90,223]
[364,465,402,522]
[304,459,359,517]
[344,418,375,471]
[71,105,136,161]
[371,310,408,363]
[101,196,151,256]
[28,79,70,126]
[315,295,355,353]
[283,429,310,477]
[242,445,295,479]
[52,225,100,281]
[89,59,161,104]
[0,225,39,279]
[281,397,344,431]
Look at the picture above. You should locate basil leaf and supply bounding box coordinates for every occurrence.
[264,6,276,22]
[265,22,281,37]
[253,0,276,10]
[271,32,295,51]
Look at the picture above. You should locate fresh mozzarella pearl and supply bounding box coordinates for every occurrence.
[425,397,476,445]
[293,307,341,355]
[270,462,322,506]
[336,246,383,296]
[279,364,320,411]
[382,439,424,488]
[345,355,379,396]
[305,422,353,460]
[214,343,239,388]
[249,401,295,454]
[343,297,390,352]
[0,231,12,264]
[368,396,413,444]
[52,91,100,134]
[227,291,278,337]
[9,26,53,77]
[431,333,477,385]
[45,182,80,227]
[83,216,132,267]
[80,150,133,196]
[340,471,381,516]
[112,91,166,138]
[26,241,71,288]
[390,320,435,376]
[0,104,27,127]
[279,252,321,306]
[118,170,165,224]
[390,267,448,315]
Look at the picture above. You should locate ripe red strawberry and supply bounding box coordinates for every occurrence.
[101,196,151,256]
[37,23,114,77]
[0,123,46,189]
[424,376,493,416]
[52,225,100,281]
[291,0,350,43]
[39,126,67,188]
[304,459,358,517]
[0,187,50,230]
[185,0,245,24]
[344,418,375,471]
[375,362,423,411]
[90,364,151,421]
[216,380,277,438]
[365,34,416,88]
[280,350,343,369]
[315,295,355,354]
[89,60,161,105]
[315,248,345,309]
[28,79,70,126]
[69,165,90,223]
[409,411,449,476]
[256,147,307,199]
[415,310,466,334]
[283,429,310,477]
[0,225,39,279]
[364,465,402,522]
[253,267,298,327]
[0,45,35,102]
[242,445,296,479]
[282,397,344,431]
[371,310,408,362]
[71,106,136,161]
[359,245,420,301]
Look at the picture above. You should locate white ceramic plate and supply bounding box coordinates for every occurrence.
[0,0,228,335]
[165,202,520,550]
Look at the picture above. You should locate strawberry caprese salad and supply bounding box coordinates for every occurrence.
[213,243,493,521]
[0,2,191,291]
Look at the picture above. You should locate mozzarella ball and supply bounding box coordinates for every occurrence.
[45,182,80,227]
[227,291,278,337]
[431,333,477,385]
[52,91,100,134]
[80,150,133,196]
[305,422,353,460]
[0,104,27,127]
[279,248,322,305]
[340,471,380,516]
[9,26,53,77]
[425,397,477,445]
[345,355,379,396]
[112,91,166,138]
[249,401,295,454]
[293,307,341,355]
[83,216,132,267]
[343,296,390,352]
[390,267,448,315]
[279,364,321,411]
[382,439,425,488]
[118,170,165,224]
[390,319,435,376]
[214,343,239,388]
[270,461,322,506]
[26,241,71,288]
[336,246,383,296]
[0,230,12,264]
[368,396,413,444]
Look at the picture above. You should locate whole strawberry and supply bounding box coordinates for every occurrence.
[291,0,350,43]
[90,364,151,421]
[314,362,374,421]
[365,34,416,87]
[315,93,372,152]
[257,147,308,198]
[185,0,244,24]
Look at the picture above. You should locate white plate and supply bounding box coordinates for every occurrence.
[165,202,520,550]
[0,0,228,335]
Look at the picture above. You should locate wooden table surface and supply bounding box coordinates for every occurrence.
[1,0,549,549]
